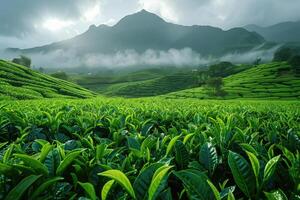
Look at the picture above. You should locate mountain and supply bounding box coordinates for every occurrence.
[0,60,95,100]
[245,21,300,43]
[165,62,300,100]
[11,10,265,57]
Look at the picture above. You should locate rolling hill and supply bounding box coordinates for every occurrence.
[164,62,300,100]
[244,21,300,43]
[72,67,205,97]
[0,60,95,100]
[10,10,265,57]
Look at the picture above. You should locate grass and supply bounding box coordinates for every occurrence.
[0,60,96,100]
[165,62,300,100]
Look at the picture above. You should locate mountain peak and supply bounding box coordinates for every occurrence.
[88,24,97,30]
[114,9,165,28]
[140,9,148,13]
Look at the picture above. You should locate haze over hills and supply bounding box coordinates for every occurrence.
[244,21,300,43]
[10,10,265,58]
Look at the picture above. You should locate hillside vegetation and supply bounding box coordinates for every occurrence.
[165,62,300,100]
[74,68,202,97]
[102,71,200,97]
[0,60,95,100]
[0,98,299,199]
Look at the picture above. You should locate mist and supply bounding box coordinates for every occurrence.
[1,45,280,71]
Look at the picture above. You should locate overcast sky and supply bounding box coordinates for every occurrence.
[1,0,300,49]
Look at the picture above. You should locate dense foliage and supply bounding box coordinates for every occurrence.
[12,56,31,68]
[0,98,299,199]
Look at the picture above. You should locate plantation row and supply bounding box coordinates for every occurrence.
[0,98,299,199]
[166,62,300,100]
[0,60,95,100]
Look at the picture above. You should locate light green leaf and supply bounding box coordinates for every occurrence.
[264,189,288,200]
[78,182,97,200]
[263,155,281,183]
[15,154,48,175]
[96,144,107,161]
[3,144,14,163]
[99,170,136,199]
[0,142,8,149]
[227,192,235,200]
[39,143,53,163]
[56,149,83,175]
[133,163,164,200]
[166,135,180,156]
[183,133,194,144]
[246,151,260,189]
[207,180,221,200]
[148,165,173,200]
[101,180,115,200]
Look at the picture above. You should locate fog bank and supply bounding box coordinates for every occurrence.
[1,46,280,70]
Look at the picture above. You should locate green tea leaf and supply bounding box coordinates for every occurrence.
[264,189,288,200]
[5,175,41,200]
[148,165,173,200]
[99,170,136,199]
[199,142,218,175]
[101,180,115,200]
[15,154,49,175]
[246,151,260,188]
[174,169,213,200]
[228,151,255,198]
[263,155,281,183]
[78,182,97,200]
[166,135,180,156]
[207,180,221,200]
[56,149,83,175]
[31,177,64,199]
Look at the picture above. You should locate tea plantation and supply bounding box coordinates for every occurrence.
[0,60,95,100]
[0,98,299,199]
[165,62,300,100]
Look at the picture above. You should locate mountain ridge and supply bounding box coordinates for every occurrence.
[8,9,265,57]
[244,20,300,43]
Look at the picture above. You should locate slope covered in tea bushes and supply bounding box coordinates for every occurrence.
[166,62,300,100]
[0,60,95,100]
[73,69,201,97]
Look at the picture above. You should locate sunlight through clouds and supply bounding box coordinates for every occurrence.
[42,18,74,32]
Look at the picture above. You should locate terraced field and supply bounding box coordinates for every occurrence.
[0,60,95,100]
[76,70,200,97]
[166,62,300,100]
[102,72,199,97]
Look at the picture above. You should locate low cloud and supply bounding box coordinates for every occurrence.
[1,46,280,71]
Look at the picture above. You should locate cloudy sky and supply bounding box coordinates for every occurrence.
[1,0,300,49]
